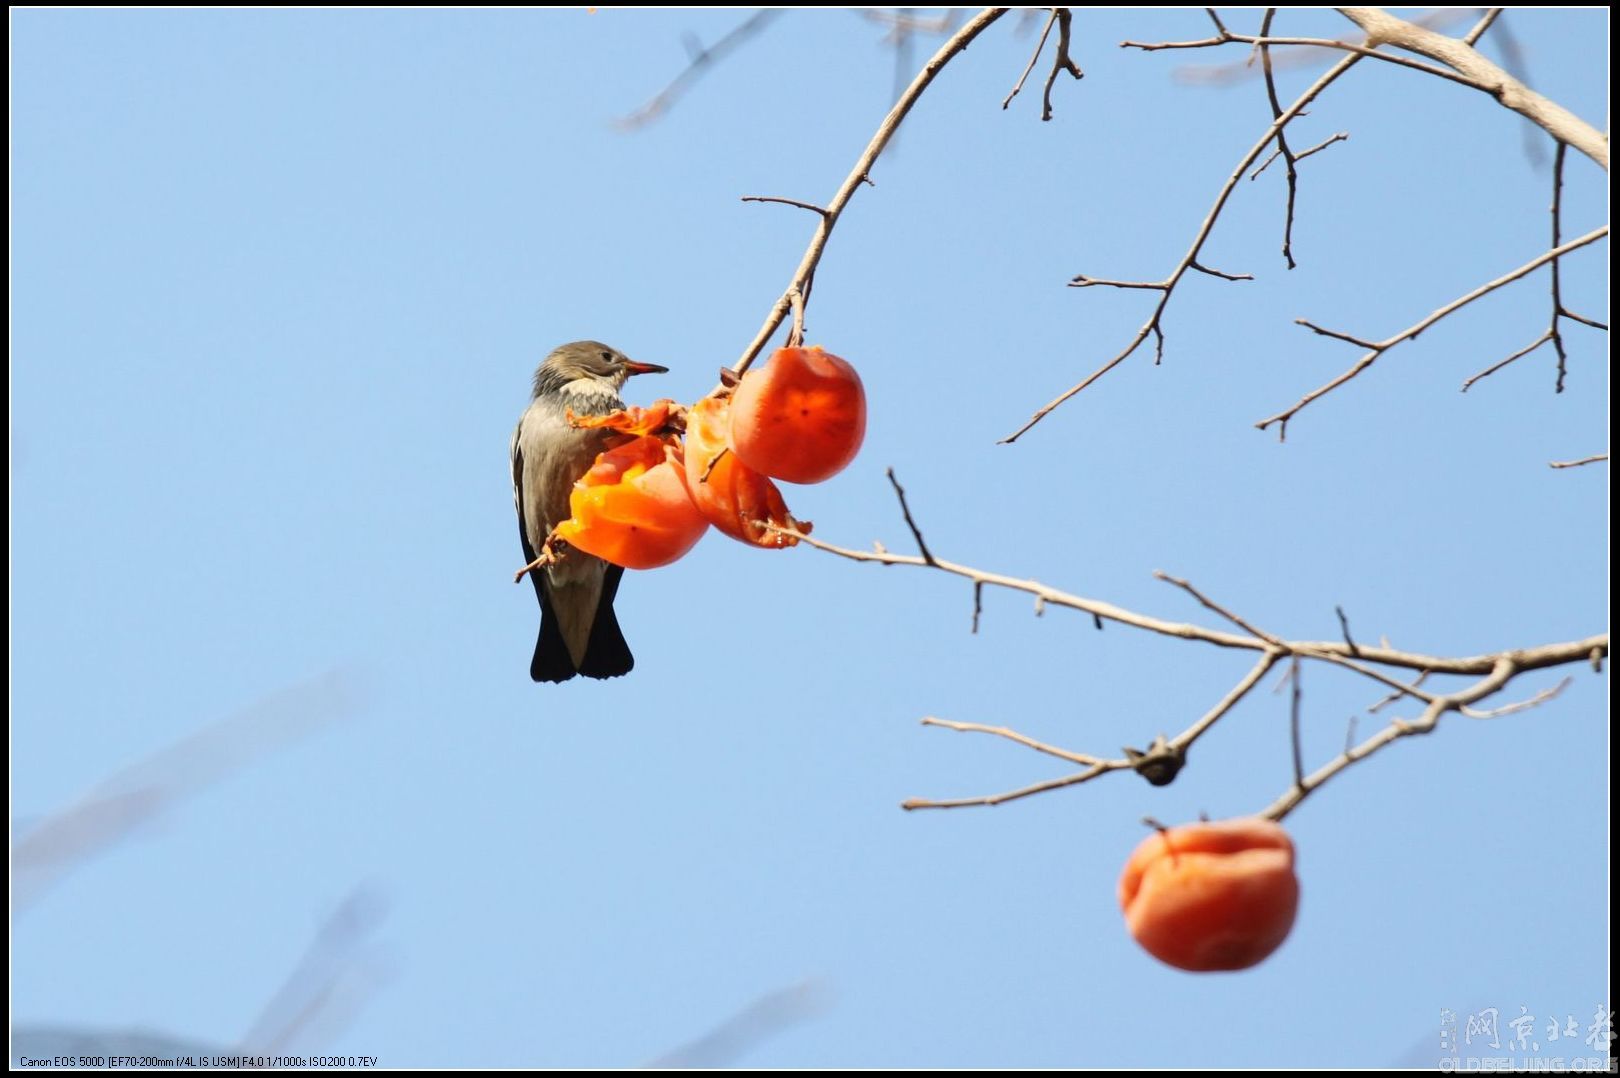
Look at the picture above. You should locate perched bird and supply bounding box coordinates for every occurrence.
[511,341,668,682]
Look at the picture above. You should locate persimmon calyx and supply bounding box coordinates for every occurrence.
[1122,734,1185,787]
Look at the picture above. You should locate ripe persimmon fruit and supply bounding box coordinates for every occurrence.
[683,394,808,547]
[728,346,866,484]
[554,435,709,569]
[1118,817,1299,972]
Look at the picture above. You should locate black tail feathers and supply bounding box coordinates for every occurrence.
[530,565,634,683]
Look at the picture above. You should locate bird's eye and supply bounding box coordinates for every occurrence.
[600,351,614,363]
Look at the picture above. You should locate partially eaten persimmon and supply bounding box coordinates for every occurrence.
[728,346,866,484]
[683,394,808,548]
[567,399,681,438]
[1118,817,1300,972]
[553,435,709,570]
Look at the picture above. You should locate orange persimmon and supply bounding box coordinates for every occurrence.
[683,395,809,548]
[566,399,681,438]
[1118,817,1299,973]
[729,346,865,484]
[554,435,708,570]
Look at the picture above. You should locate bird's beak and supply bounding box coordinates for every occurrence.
[623,360,669,377]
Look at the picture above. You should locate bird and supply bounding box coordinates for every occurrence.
[511,341,668,683]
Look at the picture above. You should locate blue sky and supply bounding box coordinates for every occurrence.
[11,8,1609,1068]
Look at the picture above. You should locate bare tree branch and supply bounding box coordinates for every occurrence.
[1122,29,1476,88]
[1256,10,1302,268]
[1338,7,1608,170]
[1548,453,1608,470]
[1463,8,1504,46]
[1154,570,1283,647]
[778,520,1605,676]
[1257,656,1580,819]
[1256,225,1609,439]
[919,716,1107,767]
[1460,675,1571,719]
[900,764,1115,811]
[1254,131,1351,180]
[885,467,937,566]
[770,479,1605,816]
[1169,8,1477,86]
[1000,49,1362,443]
[1287,656,1305,790]
[1460,142,1609,394]
[1001,7,1058,110]
[740,195,831,218]
[1039,8,1084,121]
[731,8,1010,379]
[1123,6,1608,173]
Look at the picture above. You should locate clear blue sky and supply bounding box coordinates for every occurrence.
[12,8,1609,1068]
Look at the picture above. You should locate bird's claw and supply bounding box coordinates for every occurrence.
[513,535,570,583]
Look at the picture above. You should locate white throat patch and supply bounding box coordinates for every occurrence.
[557,378,624,405]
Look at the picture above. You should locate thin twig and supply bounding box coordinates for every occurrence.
[1154,571,1283,647]
[1288,656,1305,789]
[1294,131,1350,162]
[1252,131,1349,180]
[1460,141,1609,393]
[1189,260,1253,282]
[886,467,936,566]
[1069,275,1169,291]
[787,287,807,349]
[901,765,1113,811]
[1335,605,1360,656]
[1550,140,1589,392]
[1121,30,1473,88]
[1368,669,1428,713]
[1256,9,1301,268]
[1002,7,1058,110]
[1463,8,1504,46]
[1260,658,1520,821]
[1256,226,1609,439]
[1460,331,1556,392]
[1549,453,1608,470]
[918,716,1105,767]
[740,195,831,217]
[1039,8,1083,121]
[1460,676,1571,719]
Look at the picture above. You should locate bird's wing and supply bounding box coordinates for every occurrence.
[510,416,545,608]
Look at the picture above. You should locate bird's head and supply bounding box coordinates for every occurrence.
[533,341,668,399]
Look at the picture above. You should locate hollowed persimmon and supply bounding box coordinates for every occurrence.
[1118,817,1299,972]
[728,346,865,484]
[682,394,808,548]
[554,435,709,570]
